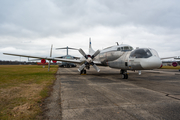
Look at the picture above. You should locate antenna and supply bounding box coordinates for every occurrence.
[116,42,119,46]
[89,38,91,48]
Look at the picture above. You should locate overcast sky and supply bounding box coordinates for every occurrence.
[0,0,180,61]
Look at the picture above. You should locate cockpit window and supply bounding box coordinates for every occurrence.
[117,48,121,51]
[117,46,133,51]
[65,56,72,59]
[124,46,129,50]
[130,48,152,58]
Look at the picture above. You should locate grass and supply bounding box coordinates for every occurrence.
[0,65,58,120]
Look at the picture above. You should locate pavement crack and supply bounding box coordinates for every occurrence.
[165,94,180,101]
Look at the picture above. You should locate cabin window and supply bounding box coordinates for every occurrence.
[65,56,72,59]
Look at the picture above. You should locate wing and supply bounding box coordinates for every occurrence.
[160,56,176,60]
[55,56,80,59]
[3,53,83,64]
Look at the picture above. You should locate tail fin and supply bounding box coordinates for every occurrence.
[89,38,95,55]
[50,44,53,57]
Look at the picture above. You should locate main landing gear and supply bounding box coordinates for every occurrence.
[80,65,90,75]
[120,69,128,79]
[80,69,86,75]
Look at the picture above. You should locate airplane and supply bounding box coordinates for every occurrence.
[159,56,180,67]
[162,61,179,67]
[27,45,57,69]
[3,39,165,79]
[55,46,79,68]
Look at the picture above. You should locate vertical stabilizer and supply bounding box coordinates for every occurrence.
[89,38,95,55]
[66,46,68,55]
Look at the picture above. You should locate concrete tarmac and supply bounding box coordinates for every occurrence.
[45,67,180,120]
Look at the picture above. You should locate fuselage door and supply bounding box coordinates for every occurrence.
[128,57,135,69]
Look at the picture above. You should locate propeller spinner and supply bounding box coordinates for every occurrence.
[78,49,100,73]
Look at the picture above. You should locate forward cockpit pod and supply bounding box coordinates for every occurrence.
[129,48,162,70]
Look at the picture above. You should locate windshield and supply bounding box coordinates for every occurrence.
[65,56,72,59]
[130,48,152,58]
[149,48,159,57]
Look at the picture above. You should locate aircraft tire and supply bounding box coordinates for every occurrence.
[80,70,83,75]
[122,74,128,79]
[122,74,125,79]
[125,74,128,79]
[80,69,86,75]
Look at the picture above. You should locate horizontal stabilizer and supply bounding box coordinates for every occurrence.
[56,47,78,50]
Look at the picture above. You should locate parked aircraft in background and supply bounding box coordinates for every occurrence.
[56,46,79,67]
[162,61,179,67]
[4,38,174,79]
[27,45,57,70]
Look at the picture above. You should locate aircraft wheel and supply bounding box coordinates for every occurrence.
[125,74,128,79]
[122,74,128,79]
[84,70,86,74]
[80,70,83,75]
[122,74,125,79]
[80,69,86,75]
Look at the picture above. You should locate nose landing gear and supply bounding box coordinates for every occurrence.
[120,69,128,79]
[122,74,128,79]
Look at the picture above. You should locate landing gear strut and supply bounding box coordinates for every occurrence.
[80,69,86,75]
[120,69,128,79]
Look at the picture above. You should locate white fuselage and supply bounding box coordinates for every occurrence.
[93,45,162,70]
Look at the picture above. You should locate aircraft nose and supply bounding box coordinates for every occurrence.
[140,57,162,69]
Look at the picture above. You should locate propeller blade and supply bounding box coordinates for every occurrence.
[79,49,88,59]
[91,50,100,59]
[48,60,51,72]
[92,64,100,72]
[78,64,86,72]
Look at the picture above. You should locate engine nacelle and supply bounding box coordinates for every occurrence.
[159,64,163,68]
[172,62,178,67]
[41,59,46,63]
[52,60,57,63]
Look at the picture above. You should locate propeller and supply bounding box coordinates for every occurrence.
[78,49,100,72]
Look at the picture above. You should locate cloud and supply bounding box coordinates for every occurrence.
[0,0,180,60]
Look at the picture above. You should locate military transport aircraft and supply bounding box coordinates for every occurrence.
[56,46,79,68]
[4,39,165,79]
